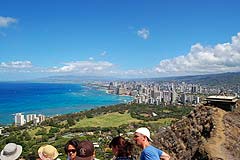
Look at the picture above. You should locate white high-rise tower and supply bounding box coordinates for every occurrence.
[15,113,26,126]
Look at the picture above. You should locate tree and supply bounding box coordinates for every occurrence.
[23,131,31,141]
[49,127,60,134]
[67,119,75,126]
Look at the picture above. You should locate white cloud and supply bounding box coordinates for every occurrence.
[0,61,32,69]
[48,60,114,74]
[3,33,240,79]
[137,28,150,40]
[0,61,34,75]
[155,32,240,76]
[0,16,17,27]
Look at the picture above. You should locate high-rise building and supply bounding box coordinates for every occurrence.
[151,90,160,99]
[108,82,114,90]
[163,91,171,103]
[196,96,200,104]
[171,91,177,104]
[26,114,37,123]
[15,113,26,126]
[155,97,161,105]
[33,117,40,124]
[199,86,202,94]
[38,114,46,123]
[130,90,138,96]
[187,95,194,103]
[117,87,127,95]
[148,97,154,104]
[171,83,175,91]
[181,93,187,104]
[191,85,198,93]
[0,127,3,135]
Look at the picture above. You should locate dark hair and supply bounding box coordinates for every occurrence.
[109,136,134,158]
[109,136,125,148]
[64,139,80,154]
[125,141,134,157]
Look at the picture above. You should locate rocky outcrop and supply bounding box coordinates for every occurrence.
[223,106,240,160]
[151,105,240,160]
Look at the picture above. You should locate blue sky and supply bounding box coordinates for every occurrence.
[1,0,240,80]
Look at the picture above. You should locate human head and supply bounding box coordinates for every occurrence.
[135,127,152,142]
[38,144,59,160]
[0,143,22,160]
[109,136,125,148]
[77,140,94,160]
[64,139,80,160]
[134,127,152,147]
[109,136,126,156]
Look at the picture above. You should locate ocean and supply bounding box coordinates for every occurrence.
[0,82,133,125]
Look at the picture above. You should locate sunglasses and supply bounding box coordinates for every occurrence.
[67,149,76,153]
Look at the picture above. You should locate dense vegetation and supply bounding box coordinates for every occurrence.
[0,103,192,160]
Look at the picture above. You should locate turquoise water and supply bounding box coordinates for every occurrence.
[0,82,132,125]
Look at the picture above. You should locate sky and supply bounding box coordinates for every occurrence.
[1,0,240,80]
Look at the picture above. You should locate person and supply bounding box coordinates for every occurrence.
[64,139,80,160]
[76,140,95,160]
[0,143,22,160]
[38,144,59,160]
[133,127,170,160]
[109,136,125,160]
[109,136,135,160]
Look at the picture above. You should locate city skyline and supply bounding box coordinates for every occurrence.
[1,0,240,80]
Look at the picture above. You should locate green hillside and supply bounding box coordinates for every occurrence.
[0,104,192,160]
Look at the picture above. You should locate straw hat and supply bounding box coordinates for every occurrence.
[38,145,59,160]
[0,143,22,160]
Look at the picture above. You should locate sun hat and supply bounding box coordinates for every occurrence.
[0,143,22,160]
[38,144,59,160]
[76,140,94,160]
[135,127,153,142]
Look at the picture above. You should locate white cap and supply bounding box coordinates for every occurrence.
[135,127,153,142]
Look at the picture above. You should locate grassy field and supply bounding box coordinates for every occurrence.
[28,126,51,138]
[71,112,176,128]
[72,112,142,128]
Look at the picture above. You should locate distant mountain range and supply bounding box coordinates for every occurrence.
[150,72,240,87]
[33,72,240,87]
[33,75,121,83]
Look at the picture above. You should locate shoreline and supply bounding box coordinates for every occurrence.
[0,82,133,126]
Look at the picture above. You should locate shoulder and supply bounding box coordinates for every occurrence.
[142,145,163,157]
[143,145,159,152]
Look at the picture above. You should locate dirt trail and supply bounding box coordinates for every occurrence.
[204,108,227,159]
